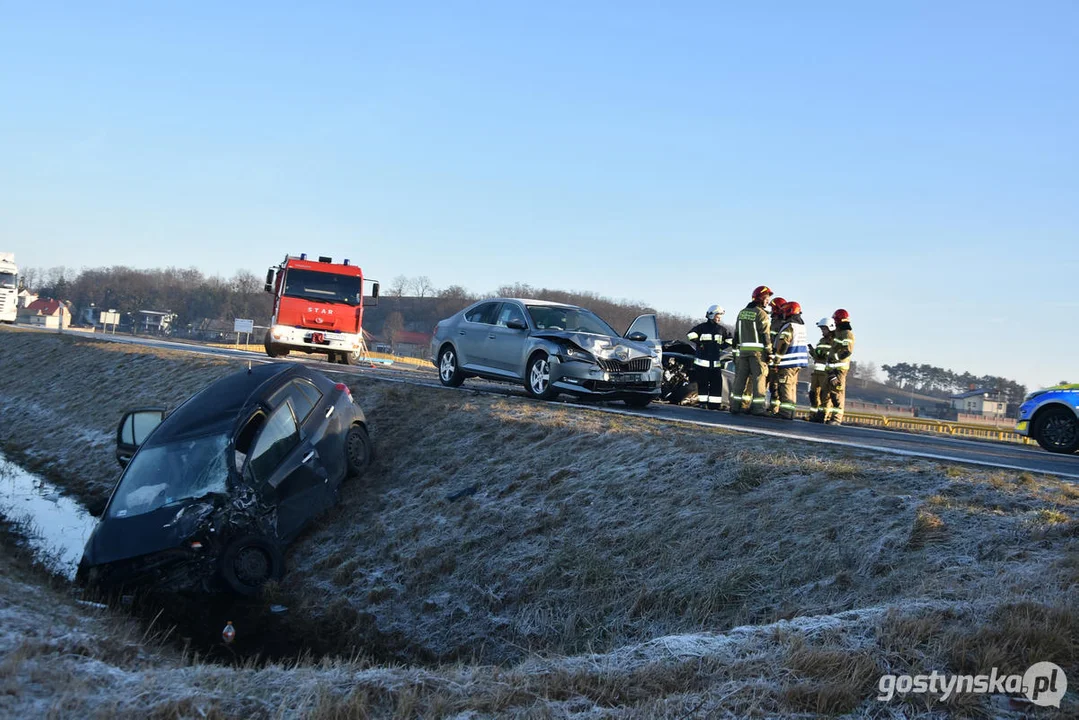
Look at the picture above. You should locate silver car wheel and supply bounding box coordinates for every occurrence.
[440,350,456,382]
[529,357,550,394]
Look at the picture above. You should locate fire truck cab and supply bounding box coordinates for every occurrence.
[263,254,379,364]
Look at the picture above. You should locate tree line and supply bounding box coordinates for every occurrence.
[22,267,696,339]
[880,362,1026,404]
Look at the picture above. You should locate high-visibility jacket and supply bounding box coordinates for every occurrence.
[687,321,732,368]
[774,318,809,368]
[733,302,771,358]
[827,326,855,371]
[810,333,833,374]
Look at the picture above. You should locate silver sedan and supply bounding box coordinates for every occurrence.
[431,298,662,407]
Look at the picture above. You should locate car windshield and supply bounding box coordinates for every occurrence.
[0,273,15,289]
[107,433,230,519]
[526,305,618,337]
[283,269,362,306]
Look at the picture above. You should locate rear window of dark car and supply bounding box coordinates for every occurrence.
[269,379,322,423]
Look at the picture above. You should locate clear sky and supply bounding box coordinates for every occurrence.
[1,1,1076,391]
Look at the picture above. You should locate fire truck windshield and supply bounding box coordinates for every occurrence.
[282,269,362,306]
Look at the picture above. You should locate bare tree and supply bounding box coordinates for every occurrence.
[412,276,434,298]
[383,311,405,351]
[389,275,410,299]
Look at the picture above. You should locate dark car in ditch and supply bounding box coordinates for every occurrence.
[77,362,372,597]
[431,298,662,407]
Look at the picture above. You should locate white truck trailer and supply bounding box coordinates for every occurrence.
[0,253,17,323]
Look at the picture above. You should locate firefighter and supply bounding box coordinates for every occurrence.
[765,296,787,416]
[730,286,773,415]
[808,317,835,422]
[771,301,808,419]
[824,308,856,425]
[686,305,732,409]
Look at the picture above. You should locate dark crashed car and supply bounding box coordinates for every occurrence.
[77,363,372,597]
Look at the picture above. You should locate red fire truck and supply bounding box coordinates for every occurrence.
[263,254,379,364]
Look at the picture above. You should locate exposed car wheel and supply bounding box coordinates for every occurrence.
[624,396,653,409]
[438,346,465,387]
[525,353,558,400]
[345,424,373,478]
[1032,407,1079,454]
[219,536,285,596]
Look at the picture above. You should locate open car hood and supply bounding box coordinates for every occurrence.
[532,331,654,359]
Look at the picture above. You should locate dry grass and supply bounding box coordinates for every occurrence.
[1,329,1078,717]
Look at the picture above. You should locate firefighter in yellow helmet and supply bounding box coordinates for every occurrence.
[686,304,732,409]
[770,301,808,419]
[824,308,855,425]
[765,296,787,416]
[730,286,773,415]
[808,316,835,423]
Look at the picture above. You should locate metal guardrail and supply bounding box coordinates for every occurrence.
[799,408,1031,445]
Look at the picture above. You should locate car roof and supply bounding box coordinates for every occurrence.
[482,298,582,308]
[147,363,297,445]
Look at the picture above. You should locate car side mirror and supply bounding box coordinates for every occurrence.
[116,408,166,467]
[506,319,528,330]
[264,268,275,293]
[627,331,647,342]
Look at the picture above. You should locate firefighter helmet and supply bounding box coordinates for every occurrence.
[770,296,787,314]
[784,301,802,316]
[816,317,836,331]
[705,304,724,320]
[751,285,773,301]
[832,308,850,323]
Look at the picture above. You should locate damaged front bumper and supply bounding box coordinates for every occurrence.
[551,356,662,400]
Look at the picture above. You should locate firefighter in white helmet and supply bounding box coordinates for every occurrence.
[807,317,835,422]
[686,304,732,409]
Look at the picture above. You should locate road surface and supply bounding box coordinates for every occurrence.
[33,327,1079,480]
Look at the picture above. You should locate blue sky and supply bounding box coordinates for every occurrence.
[1,1,1076,390]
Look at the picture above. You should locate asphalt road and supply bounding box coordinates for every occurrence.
[38,328,1079,480]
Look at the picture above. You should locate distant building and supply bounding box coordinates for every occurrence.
[388,329,432,358]
[18,298,72,329]
[137,310,177,334]
[949,388,1007,419]
[17,289,38,309]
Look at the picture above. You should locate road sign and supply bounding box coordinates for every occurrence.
[100,310,120,325]
[234,318,254,334]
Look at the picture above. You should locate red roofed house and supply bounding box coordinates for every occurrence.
[391,330,432,358]
[18,298,72,329]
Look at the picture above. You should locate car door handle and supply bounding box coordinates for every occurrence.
[488,334,496,339]
[458,330,466,336]
[302,450,315,464]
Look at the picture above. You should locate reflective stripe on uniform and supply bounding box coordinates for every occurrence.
[687,332,699,340]
[704,395,723,403]
[827,362,850,370]
[694,358,711,367]
[751,398,766,405]
[813,363,827,371]
[739,342,765,350]
[699,333,712,341]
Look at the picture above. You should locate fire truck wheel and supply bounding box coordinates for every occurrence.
[264,331,289,358]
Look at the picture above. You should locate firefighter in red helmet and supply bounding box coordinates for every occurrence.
[730,286,773,415]
[824,308,855,424]
[766,296,787,416]
[771,301,808,419]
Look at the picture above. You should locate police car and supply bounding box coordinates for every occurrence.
[1015,383,1079,454]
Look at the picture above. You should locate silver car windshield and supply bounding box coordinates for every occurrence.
[108,433,230,519]
[527,306,618,337]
